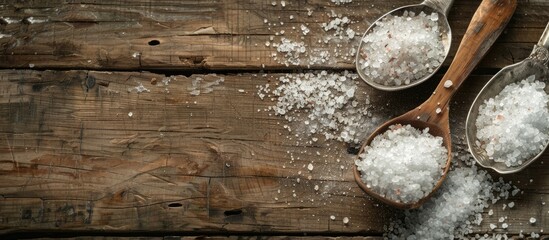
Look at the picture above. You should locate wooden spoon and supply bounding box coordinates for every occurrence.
[353,0,517,209]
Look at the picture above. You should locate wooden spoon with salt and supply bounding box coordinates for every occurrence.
[354,0,517,209]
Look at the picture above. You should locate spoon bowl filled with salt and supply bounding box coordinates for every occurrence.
[354,0,517,209]
[355,0,453,91]
[466,22,549,174]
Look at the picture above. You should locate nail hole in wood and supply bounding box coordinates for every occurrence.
[224,208,242,216]
[168,202,182,208]
[148,40,160,46]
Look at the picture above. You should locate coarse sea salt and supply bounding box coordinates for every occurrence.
[355,124,447,203]
[386,165,516,239]
[475,75,549,167]
[357,11,445,86]
[259,71,374,144]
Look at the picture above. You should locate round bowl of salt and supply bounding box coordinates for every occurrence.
[355,0,453,91]
[466,22,549,174]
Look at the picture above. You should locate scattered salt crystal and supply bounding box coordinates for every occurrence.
[508,201,514,208]
[386,165,516,239]
[273,38,307,66]
[331,0,352,4]
[490,223,497,230]
[128,112,133,117]
[512,188,520,196]
[187,76,224,96]
[29,63,34,68]
[502,223,508,229]
[314,185,319,191]
[436,108,442,114]
[343,217,349,224]
[530,217,536,224]
[238,89,245,93]
[330,215,336,220]
[357,11,445,86]
[499,217,505,223]
[300,24,310,35]
[488,209,493,215]
[258,71,373,144]
[444,80,453,88]
[355,124,447,203]
[307,163,314,171]
[475,76,549,167]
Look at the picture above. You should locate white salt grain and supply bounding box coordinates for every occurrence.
[259,71,373,144]
[330,215,336,220]
[357,11,445,86]
[273,38,307,66]
[508,201,515,208]
[475,76,549,167]
[530,217,536,224]
[386,165,516,239]
[307,163,314,171]
[444,80,453,88]
[355,124,447,203]
[331,0,352,5]
[490,223,497,230]
[343,217,349,224]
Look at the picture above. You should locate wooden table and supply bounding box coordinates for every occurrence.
[0,0,547,239]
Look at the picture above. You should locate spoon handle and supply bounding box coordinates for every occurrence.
[428,0,517,111]
[530,22,549,66]
[539,22,549,49]
[423,0,454,16]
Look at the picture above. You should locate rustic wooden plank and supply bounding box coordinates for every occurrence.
[0,69,399,235]
[31,237,383,240]
[0,0,547,71]
[0,69,547,237]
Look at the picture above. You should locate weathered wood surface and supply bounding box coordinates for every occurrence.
[0,70,547,237]
[0,0,548,238]
[36,237,384,240]
[0,70,397,236]
[0,0,547,70]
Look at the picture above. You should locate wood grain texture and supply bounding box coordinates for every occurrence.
[0,69,398,236]
[1,0,549,237]
[34,237,383,240]
[0,69,547,237]
[0,0,547,70]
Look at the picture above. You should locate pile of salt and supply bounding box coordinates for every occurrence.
[355,124,447,203]
[357,11,445,86]
[475,75,549,167]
